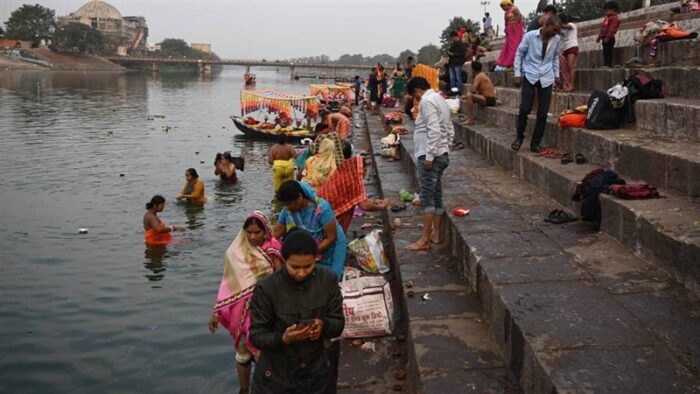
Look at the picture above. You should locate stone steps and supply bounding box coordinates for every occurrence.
[483,66,700,99]
[482,36,699,69]
[463,101,700,198]
[454,118,700,291]
[363,113,522,393]
[368,109,700,393]
[472,84,700,143]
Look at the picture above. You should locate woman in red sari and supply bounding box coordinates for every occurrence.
[496,0,525,69]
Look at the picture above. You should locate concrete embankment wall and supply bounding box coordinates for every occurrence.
[1,49,125,71]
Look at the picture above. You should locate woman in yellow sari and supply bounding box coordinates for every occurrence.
[301,133,344,188]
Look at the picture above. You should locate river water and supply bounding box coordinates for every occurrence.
[0,68,319,392]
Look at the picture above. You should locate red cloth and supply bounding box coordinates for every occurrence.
[317,156,366,217]
[599,14,620,40]
[558,112,586,128]
[336,210,354,234]
[457,27,466,41]
[610,183,660,199]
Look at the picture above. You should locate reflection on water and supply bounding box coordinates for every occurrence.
[0,67,310,392]
[144,247,168,283]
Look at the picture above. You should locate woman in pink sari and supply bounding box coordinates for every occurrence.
[496,0,525,69]
[208,211,282,394]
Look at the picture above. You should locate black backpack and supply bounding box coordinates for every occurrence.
[586,90,623,130]
[624,74,664,100]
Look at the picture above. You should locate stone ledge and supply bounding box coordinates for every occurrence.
[454,120,700,291]
[367,109,700,392]
[463,104,700,195]
[479,67,700,99]
[464,83,700,142]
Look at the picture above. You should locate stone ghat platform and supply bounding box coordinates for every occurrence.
[365,107,700,393]
[461,80,700,289]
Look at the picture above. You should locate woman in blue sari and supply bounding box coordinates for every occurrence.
[273,180,346,279]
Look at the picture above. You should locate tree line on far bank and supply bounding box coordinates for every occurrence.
[2,3,216,62]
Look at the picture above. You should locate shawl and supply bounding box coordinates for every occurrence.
[213,211,281,311]
[317,156,366,217]
[303,135,343,187]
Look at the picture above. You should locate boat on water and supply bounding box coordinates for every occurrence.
[244,73,256,85]
[230,116,312,141]
[231,89,319,141]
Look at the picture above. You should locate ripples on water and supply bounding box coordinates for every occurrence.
[0,68,313,392]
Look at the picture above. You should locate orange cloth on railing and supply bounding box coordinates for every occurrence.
[410,64,439,91]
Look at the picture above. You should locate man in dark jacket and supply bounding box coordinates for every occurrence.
[249,229,345,393]
[447,30,467,95]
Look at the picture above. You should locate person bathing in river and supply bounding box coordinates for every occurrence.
[208,211,283,394]
[274,180,347,279]
[176,168,206,204]
[143,195,185,247]
[215,151,237,183]
[268,134,297,193]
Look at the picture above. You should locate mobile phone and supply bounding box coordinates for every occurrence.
[297,318,315,327]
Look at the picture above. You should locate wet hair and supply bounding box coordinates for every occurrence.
[277,133,288,145]
[186,168,199,178]
[146,195,165,210]
[406,77,431,95]
[243,215,265,231]
[450,30,458,37]
[542,5,557,13]
[281,229,318,259]
[276,180,304,203]
[222,151,233,162]
[214,152,223,166]
[471,61,483,72]
[603,1,619,11]
[545,14,561,26]
[407,56,413,62]
[342,141,353,159]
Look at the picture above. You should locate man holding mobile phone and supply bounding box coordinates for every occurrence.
[249,229,345,393]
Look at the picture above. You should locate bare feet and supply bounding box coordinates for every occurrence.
[430,234,441,244]
[462,118,474,125]
[406,239,430,251]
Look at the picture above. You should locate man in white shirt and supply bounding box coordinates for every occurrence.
[406,77,455,251]
[511,15,561,153]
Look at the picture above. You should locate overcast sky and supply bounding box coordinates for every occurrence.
[1,0,538,59]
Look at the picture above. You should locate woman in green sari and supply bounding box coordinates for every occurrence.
[391,62,407,99]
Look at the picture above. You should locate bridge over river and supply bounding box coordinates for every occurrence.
[104,56,373,78]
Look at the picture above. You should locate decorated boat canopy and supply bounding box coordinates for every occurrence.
[310,83,354,102]
[241,89,320,119]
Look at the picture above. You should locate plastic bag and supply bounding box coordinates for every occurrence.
[348,230,390,274]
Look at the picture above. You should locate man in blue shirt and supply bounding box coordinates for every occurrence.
[511,15,562,153]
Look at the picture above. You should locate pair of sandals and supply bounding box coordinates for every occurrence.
[544,209,577,224]
[560,153,587,165]
[535,148,565,159]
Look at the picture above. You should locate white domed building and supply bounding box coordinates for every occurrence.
[58,0,148,54]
